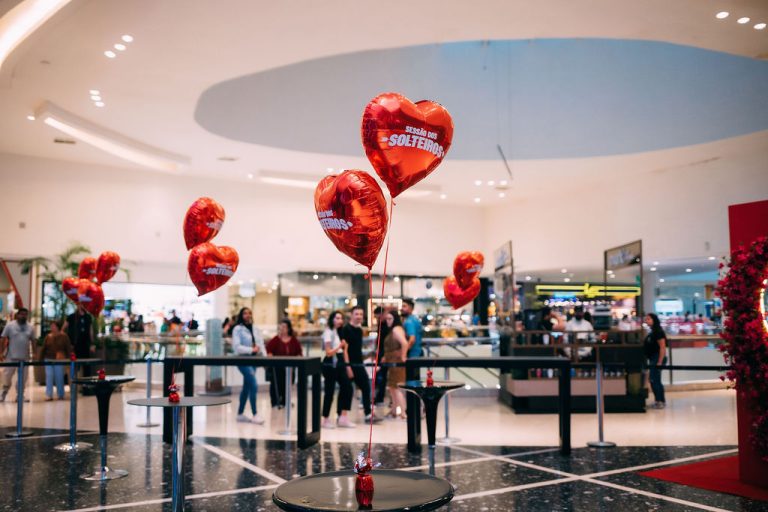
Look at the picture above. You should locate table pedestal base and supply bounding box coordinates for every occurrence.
[55,441,93,452]
[82,467,129,481]
[5,430,32,438]
[436,437,461,445]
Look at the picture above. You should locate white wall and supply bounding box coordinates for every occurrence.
[0,153,486,283]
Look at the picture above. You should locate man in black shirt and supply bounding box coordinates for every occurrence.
[65,305,93,376]
[341,306,381,423]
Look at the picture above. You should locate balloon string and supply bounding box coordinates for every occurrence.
[366,200,394,460]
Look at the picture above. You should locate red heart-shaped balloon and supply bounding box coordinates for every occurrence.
[314,170,388,270]
[188,242,239,296]
[62,277,81,304]
[78,257,97,281]
[443,275,480,310]
[77,280,104,317]
[453,251,485,289]
[95,251,121,284]
[361,92,453,198]
[183,197,226,250]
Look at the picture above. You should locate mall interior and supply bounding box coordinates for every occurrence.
[0,1,767,511]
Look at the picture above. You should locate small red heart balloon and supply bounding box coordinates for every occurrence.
[184,197,225,250]
[77,280,105,317]
[62,277,81,304]
[443,275,480,310]
[314,170,388,270]
[95,251,120,284]
[453,251,485,289]
[188,242,239,296]
[78,257,97,281]
[362,92,454,198]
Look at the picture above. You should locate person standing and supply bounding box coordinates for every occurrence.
[266,319,303,408]
[65,305,93,374]
[401,299,423,359]
[342,306,380,423]
[644,313,668,409]
[565,306,594,359]
[231,307,266,424]
[0,308,36,402]
[40,320,72,400]
[382,310,408,419]
[321,311,354,428]
[186,314,199,331]
[373,306,389,405]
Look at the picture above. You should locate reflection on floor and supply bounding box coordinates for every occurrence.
[0,429,760,512]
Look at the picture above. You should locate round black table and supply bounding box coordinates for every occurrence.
[272,469,454,511]
[398,381,464,448]
[128,396,230,512]
[73,375,135,480]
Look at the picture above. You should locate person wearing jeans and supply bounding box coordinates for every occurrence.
[232,307,266,424]
[1,308,36,403]
[41,320,72,400]
[643,313,668,409]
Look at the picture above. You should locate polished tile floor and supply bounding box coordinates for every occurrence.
[0,383,761,511]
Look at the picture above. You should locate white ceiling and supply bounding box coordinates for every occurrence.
[0,0,767,204]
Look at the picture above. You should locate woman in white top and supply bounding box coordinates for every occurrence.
[321,311,354,428]
[231,307,266,424]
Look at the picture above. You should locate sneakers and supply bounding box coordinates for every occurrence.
[337,416,356,428]
[322,418,336,429]
[237,413,265,424]
[45,397,53,402]
[236,414,251,423]
[364,413,384,424]
[0,393,5,403]
[251,414,265,425]
[649,401,666,409]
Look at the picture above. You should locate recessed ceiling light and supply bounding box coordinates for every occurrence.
[653,261,659,266]
[312,274,319,280]
[121,34,133,43]
[90,95,101,101]
[94,101,104,107]
[114,43,126,51]
[26,115,35,121]
[499,180,508,186]
[685,268,693,273]
[393,276,400,282]
[487,180,494,186]
[755,23,766,30]
[561,268,567,273]
[525,275,532,281]
[474,180,482,186]
[104,50,116,58]
[498,192,506,198]
[716,11,729,19]
[737,17,750,24]
[650,267,657,271]
[326,167,334,173]
[659,278,665,283]
[609,274,616,278]
[89,89,100,95]
[707,256,716,260]
[563,277,571,283]
[247,173,254,179]
[473,197,480,203]
[439,194,447,200]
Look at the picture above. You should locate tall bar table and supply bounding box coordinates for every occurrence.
[74,375,135,480]
[129,396,230,512]
[55,358,100,452]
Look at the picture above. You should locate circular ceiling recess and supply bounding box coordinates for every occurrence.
[195,39,768,160]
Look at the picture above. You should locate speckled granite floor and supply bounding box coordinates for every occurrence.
[0,431,763,511]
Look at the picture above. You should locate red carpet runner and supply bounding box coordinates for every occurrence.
[640,456,768,502]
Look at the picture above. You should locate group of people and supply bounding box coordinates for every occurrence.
[226,299,425,429]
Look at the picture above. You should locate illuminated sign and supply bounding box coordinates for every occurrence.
[605,240,642,270]
[535,283,641,298]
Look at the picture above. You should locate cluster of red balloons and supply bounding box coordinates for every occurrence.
[61,251,121,316]
[315,92,454,270]
[183,197,239,295]
[443,252,484,309]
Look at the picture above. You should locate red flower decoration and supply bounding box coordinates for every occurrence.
[717,236,768,460]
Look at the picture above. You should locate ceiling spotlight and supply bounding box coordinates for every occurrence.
[499,180,508,186]
[563,277,571,283]
[659,278,665,283]
[474,180,482,186]
[715,11,729,19]
[91,95,101,101]
[685,268,693,273]
[104,50,116,58]
[609,274,616,278]
[755,23,766,30]
[312,274,319,280]
[121,34,133,43]
[326,167,334,173]
[525,275,532,281]
[708,256,716,261]
[439,194,447,200]
[474,197,480,203]
[650,267,657,271]
[487,180,494,186]
[89,89,100,95]
[393,276,400,282]
[737,17,750,24]
[26,115,35,121]
[114,43,126,51]
[560,268,567,273]
[653,261,659,266]
[94,102,104,107]
[247,173,254,179]
[498,192,506,198]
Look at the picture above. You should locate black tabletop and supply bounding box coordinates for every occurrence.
[73,376,136,386]
[272,469,453,512]
[128,397,230,408]
[399,380,464,391]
